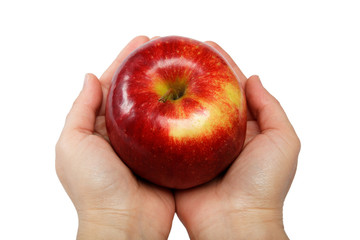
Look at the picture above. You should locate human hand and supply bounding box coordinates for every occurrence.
[175,42,301,240]
[56,36,175,240]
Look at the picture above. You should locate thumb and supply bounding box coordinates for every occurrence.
[245,75,294,134]
[63,73,103,135]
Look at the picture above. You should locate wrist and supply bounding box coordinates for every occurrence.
[77,209,136,240]
[77,220,133,240]
[76,208,167,240]
[232,208,288,240]
[189,208,288,240]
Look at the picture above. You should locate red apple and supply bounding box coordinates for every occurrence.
[106,36,247,189]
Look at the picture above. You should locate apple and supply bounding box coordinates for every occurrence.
[106,36,247,189]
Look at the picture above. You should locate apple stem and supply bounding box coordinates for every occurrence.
[159,88,177,103]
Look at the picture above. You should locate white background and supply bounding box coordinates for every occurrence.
[1,0,359,239]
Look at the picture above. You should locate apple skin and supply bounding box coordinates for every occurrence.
[106,36,247,189]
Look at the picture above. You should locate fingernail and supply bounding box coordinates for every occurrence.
[83,73,90,88]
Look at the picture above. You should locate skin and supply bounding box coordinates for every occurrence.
[56,36,300,239]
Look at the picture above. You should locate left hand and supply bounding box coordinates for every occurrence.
[56,36,175,240]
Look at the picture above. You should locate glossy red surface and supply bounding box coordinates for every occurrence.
[106,36,246,189]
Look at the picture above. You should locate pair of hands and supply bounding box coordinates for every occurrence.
[56,36,300,240]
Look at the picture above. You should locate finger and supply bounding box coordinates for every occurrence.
[99,35,150,87]
[205,41,247,88]
[245,75,295,134]
[63,73,103,135]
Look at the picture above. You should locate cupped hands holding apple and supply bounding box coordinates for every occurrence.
[56,36,300,240]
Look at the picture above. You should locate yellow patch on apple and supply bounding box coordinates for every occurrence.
[168,100,232,140]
